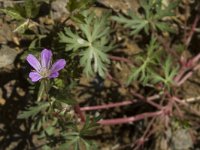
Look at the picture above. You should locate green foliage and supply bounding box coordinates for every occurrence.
[18,101,49,119]
[127,37,179,90]
[152,56,179,89]
[6,0,186,149]
[59,135,98,150]
[30,115,48,132]
[0,0,41,33]
[66,0,95,22]
[53,90,77,106]
[59,116,100,150]
[52,78,78,105]
[24,0,40,18]
[127,38,160,85]
[0,7,25,20]
[112,11,149,35]
[112,0,179,35]
[80,115,101,136]
[67,0,95,14]
[59,12,113,77]
[5,0,40,19]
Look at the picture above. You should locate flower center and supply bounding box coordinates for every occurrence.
[39,67,51,78]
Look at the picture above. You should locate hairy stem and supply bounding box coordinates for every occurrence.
[74,104,86,122]
[98,111,163,125]
[109,55,133,65]
[80,94,160,111]
[185,14,200,47]
[80,100,136,111]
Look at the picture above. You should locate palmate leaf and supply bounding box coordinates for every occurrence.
[59,134,80,150]
[67,0,95,13]
[80,46,110,77]
[52,79,78,106]
[13,19,38,33]
[1,0,40,19]
[18,102,49,119]
[1,0,41,33]
[155,22,175,33]
[66,0,95,23]
[30,115,46,132]
[127,38,160,85]
[59,133,96,150]
[140,0,152,19]
[152,56,179,89]
[59,28,88,51]
[154,0,180,19]
[59,116,100,150]
[112,13,149,35]
[25,0,40,18]
[112,0,178,35]
[59,12,113,77]
[0,7,25,20]
[53,90,78,106]
[127,66,150,85]
[80,115,101,136]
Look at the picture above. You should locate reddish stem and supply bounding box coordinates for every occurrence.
[174,53,200,86]
[109,55,133,65]
[190,53,200,66]
[98,111,163,125]
[173,97,200,117]
[176,64,200,86]
[134,117,156,149]
[185,14,200,47]
[131,90,163,109]
[80,94,160,111]
[107,72,122,86]
[80,100,135,111]
[74,104,85,122]
[174,66,187,84]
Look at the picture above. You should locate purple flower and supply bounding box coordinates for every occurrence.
[26,49,66,82]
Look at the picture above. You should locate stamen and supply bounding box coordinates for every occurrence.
[39,67,51,78]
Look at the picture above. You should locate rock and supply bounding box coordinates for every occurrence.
[0,20,13,44]
[0,45,18,68]
[0,0,13,8]
[4,80,16,98]
[0,88,6,105]
[0,97,6,106]
[97,0,139,14]
[172,129,193,150]
[51,0,69,20]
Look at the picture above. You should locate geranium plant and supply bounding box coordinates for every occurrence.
[1,0,200,149]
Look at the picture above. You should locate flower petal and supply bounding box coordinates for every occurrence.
[26,54,41,72]
[51,59,66,73]
[49,72,59,78]
[41,49,52,68]
[29,71,42,82]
